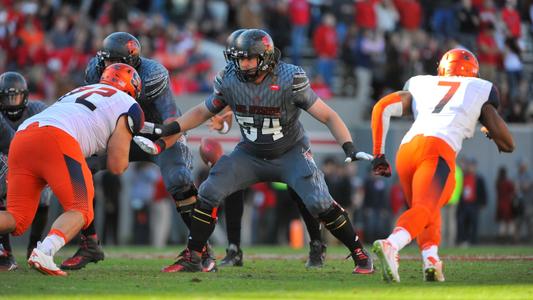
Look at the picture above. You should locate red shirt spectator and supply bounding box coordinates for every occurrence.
[313,23,337,58]
[289,0,310,26]
[501,5,521,38]
[477,27,500,65]
[354,0,378,30]
[395,0,422,30]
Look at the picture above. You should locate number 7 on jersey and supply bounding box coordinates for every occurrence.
[432,81,461,114]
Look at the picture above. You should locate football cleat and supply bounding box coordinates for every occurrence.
[0,248,18,272]
[219,244,243,267]
[350,247,374,274]
[161,248,202,273]
[201,243,217,272]
[305,240,326,268]
[28,247,67,276]
[372,239,400,282]
[423,256,445,282]
[60,234,105,270]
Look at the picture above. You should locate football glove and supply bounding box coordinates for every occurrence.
[133,136,166,155]
[372,154,392,177]
[139,121,181,137]
[342,142,374,162]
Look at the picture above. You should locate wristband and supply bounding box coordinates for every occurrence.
[342,141,355,157]
[155,139,166,153]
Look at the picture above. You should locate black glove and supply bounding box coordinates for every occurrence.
[372,154,392,177]
[342,142,373,162]
[139,121,181,137]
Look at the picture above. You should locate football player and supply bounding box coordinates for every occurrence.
[370,48,514,282]
[0,63,144,276]
[208,29,327,268]
[60,32,216,272]
[138,29,375,274]
[0,72,52,271]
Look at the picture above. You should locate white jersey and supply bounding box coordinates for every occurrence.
[401,75,495,153]
[20,84,143,157]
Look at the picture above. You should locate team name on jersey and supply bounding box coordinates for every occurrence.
[235,105,281,117]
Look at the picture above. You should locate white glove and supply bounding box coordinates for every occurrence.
[344,151,374,163]
[133,136,163,155]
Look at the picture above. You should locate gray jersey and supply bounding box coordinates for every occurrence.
[0,101,47,154]
[205,61,318,158]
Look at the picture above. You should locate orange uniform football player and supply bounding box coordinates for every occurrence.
[370,48,514,283]
[0,63,144,276]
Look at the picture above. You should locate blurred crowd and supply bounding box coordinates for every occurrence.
[1,0,532,121]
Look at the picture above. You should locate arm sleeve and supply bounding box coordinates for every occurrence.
[485,84,500,109]
[292,69,318,110]
[123,103,145,135]
[204,70,228,114]
[371,92,403,155]
[0,115,15,154]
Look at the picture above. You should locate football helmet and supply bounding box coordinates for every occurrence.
[224,29,246,63]
[97,32,141,68]
[229,29,280,82]
[100,63,142,99]
[437,48,479,78]
[0,71,29,121]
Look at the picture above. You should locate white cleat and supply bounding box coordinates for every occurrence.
[423,256,445,282]
[372,239,400,283]
[28,248,67,276]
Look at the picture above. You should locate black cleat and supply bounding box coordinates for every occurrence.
[350,247,374,274]
[60,235,105,270]
[201,243,217,272]
[219,244,243,267]
[0,249,17,272]
[161,248,202,273]
[305,240,326,268]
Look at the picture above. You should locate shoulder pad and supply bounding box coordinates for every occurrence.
[139,58,169,100]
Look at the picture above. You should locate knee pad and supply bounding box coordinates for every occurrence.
[318,203,349,232]
[173,186,198,213]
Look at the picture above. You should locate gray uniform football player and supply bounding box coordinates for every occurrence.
[140,29,375,274]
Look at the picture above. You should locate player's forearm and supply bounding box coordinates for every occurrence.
[371,92,404,155]
[325,114,353,146]
[175,103,215,133]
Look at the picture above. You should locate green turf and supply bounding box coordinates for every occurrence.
[1,245,532,299]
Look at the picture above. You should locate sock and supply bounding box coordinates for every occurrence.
[421,245,440,263]
[37,229,67,256]
[187,206,217,252]
[0,233,11,253]
[179,211,192,229]
[290,188,322,242]
[225,190,244,247]
[387,227,412,251]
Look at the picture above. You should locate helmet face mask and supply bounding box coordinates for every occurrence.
[0,72,29,121]
[100,63,142,100]
[228,29,279,82]
[97,32,141,69]
[437,48,479,78]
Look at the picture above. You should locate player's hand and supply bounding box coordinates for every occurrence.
[139,121,181,137]
[342,142,373,162]
[207,115,224,131]
[372,154,392,177]
[133,136,165,155]
[480,126,492,140]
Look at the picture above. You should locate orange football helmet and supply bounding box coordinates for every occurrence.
[437,48,479,78]
[100,63,142,99]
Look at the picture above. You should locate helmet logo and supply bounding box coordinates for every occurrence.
[262,36,273,51]
[126,40,139,56]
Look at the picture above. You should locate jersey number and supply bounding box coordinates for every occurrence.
[58,87,117,111]
[235,115,284,142]
[432,81,461,113]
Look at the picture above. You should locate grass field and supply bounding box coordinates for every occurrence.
[1,245,532,299]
